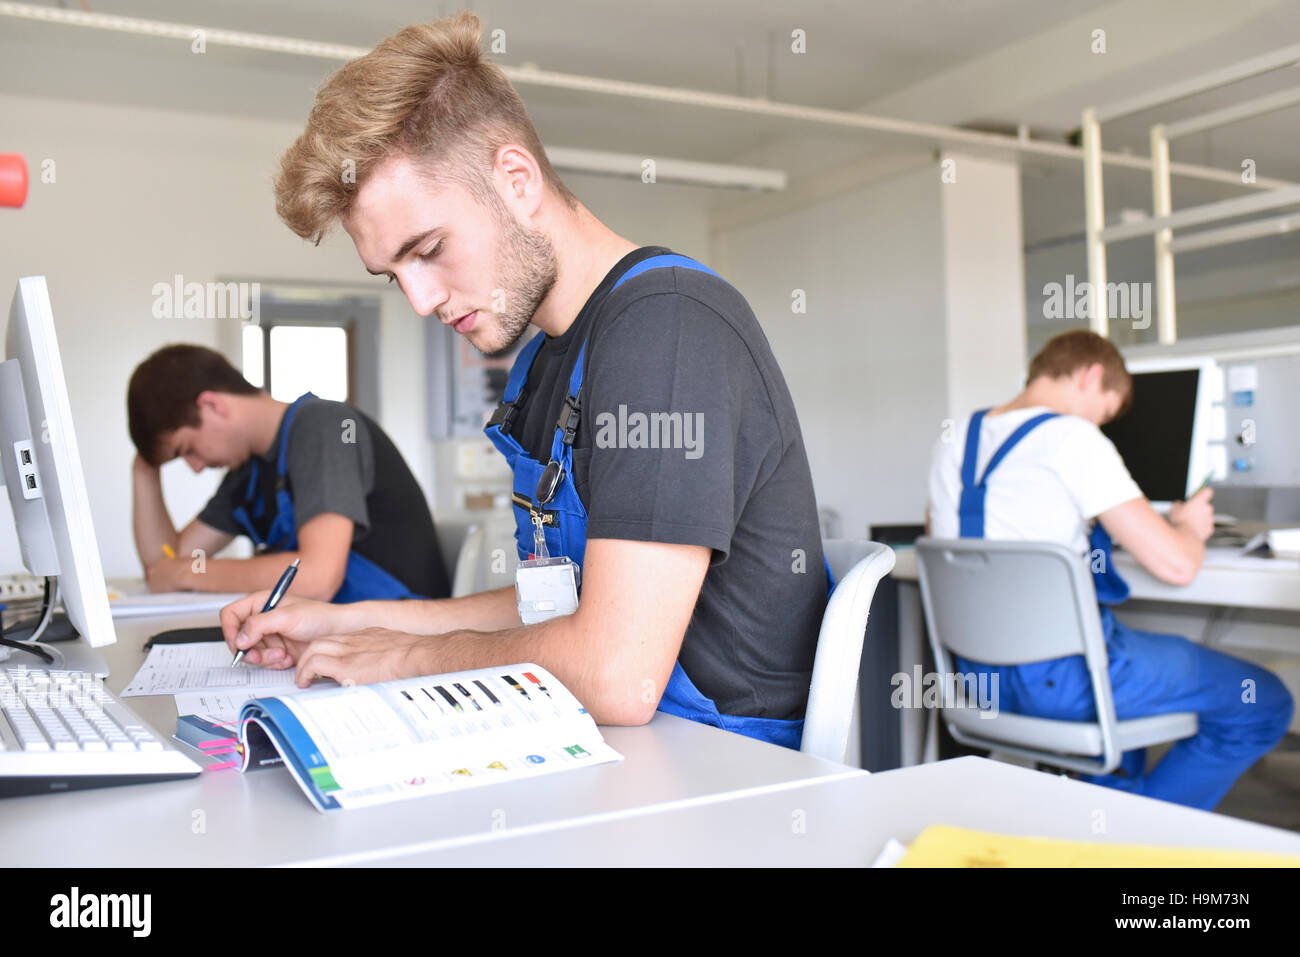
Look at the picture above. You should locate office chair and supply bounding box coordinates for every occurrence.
[914,536,1197,775]
[800,540,897,764]
[451,512,519,598]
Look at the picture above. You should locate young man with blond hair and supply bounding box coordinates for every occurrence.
[223,14,828,745]
[927,330,1293,809]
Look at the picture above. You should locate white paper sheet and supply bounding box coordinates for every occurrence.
[107,591,245,619]
[122,642,304,696]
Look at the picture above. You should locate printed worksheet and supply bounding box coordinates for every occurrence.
[122,641,311,696]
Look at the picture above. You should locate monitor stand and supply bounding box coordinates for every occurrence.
[52,641,111,678]
[0,640,109,677]
[1,610,111,677]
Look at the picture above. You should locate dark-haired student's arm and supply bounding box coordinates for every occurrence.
[145,512,352,599]
[133,455,234,572]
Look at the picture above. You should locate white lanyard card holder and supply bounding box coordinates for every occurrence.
[516,555,580,624]
[516,483,580,624]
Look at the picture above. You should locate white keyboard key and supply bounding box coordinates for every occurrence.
[0,670,179,762]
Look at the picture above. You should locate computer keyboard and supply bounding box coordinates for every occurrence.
[0,666,201,796]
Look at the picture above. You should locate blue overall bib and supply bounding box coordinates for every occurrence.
[485,254,825,750]
[954,408,1293,809]
[231,392,421,604]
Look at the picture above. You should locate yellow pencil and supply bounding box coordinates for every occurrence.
[161,543,176,559]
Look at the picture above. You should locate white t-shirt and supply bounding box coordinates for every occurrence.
[927,406,1144,556]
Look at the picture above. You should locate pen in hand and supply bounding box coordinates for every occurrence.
[232,557,300,667]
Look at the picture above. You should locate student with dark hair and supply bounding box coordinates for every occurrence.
[128,343,450,602]
[927,330,1293,810]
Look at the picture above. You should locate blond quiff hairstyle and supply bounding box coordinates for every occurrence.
[274,12,577,243]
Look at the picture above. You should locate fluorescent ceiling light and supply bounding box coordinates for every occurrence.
[546,146,785,191]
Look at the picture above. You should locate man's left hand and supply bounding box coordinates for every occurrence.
[293,628,432,688]
[144,557,192,592]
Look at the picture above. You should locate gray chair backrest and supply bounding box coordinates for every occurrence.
[914,537,1107,669]
[912,536,1205,774]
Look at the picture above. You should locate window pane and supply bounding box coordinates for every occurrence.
[268,325,348,402]
[241,325,264,388]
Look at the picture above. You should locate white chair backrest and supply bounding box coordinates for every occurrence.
[800,540,896,764]
[451,512,520,598]
[451,525,487,598]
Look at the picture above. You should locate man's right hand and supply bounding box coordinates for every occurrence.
[1168,486,1215,543]
[220,592,365,669]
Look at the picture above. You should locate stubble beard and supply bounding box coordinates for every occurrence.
[476,212,558,357]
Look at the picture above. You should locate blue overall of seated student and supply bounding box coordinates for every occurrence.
[926,330,1293,811]
[220,13,829,747]
[127,344,451,603]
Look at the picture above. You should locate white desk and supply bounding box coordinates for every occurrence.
[1113,547,1300,610]
[892,543,1300,609]
[410,756,1300,867]
[8,611,1299,866]
[1,612,862,867]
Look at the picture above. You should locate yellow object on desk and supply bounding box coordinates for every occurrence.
[898,825,1300,868]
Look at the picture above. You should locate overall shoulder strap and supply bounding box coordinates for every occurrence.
[276,392,318,478]
[957,409,1059,538]
[978,411,1060,484]
[485,332,546,437]
[559,254,727,446]
[611,253,724,292]
[959,409,990,493]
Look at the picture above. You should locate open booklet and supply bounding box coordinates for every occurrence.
[238,663,624,812]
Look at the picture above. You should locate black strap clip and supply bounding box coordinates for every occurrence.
[487,387,528,435]
[557,394,581,446]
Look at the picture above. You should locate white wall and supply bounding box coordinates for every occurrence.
[0,91,462,576]
[0,92,1027,579]
[938,153,1028,416]
[0,91,718,579]
[712,156,1029,540]
[714,165,949,540]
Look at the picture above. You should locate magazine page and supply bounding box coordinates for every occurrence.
[239,663,623,811]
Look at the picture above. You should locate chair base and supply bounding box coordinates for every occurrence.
[945,708,1198,776]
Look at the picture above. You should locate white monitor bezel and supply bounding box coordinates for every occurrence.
[5,276,116,648]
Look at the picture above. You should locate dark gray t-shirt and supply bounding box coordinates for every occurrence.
[199,400,450,599]
[510,246,827,721]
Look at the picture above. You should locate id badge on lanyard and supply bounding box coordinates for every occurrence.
[516,460,581,624]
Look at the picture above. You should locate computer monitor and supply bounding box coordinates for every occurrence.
[0,276,115,670]
[1101,356,1225,506]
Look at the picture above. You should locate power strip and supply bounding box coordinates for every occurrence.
[0,575,45,603]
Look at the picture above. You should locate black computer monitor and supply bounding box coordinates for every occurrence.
[1101,360,1219,505]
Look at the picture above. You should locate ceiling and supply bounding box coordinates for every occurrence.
[1,0,1297,244]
